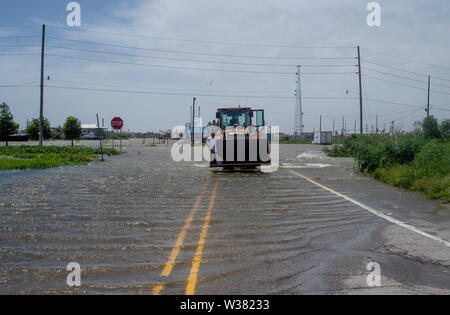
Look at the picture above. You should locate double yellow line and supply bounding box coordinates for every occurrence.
[153,179,219,295]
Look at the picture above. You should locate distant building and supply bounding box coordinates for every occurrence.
[51,126,63,138]
[81,124,107,137]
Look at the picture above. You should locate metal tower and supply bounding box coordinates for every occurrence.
[294,65,303,135]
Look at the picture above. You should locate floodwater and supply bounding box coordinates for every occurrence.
[0,139,449,294]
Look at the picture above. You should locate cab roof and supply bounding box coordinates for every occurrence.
[217,107,251,111]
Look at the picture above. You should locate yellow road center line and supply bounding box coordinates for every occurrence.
[186,180,219,295]
[152,182,209,295]
[152,283,165,295]
[288,170,450,248]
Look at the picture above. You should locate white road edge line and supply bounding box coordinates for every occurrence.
[289,170,450,248]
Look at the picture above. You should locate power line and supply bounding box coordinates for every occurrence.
[45,84,362,100]
[362,47,450,71]
[45,54,294,75]
[0,53,40,56]
[0,35,39,39]
[363,97,423,109]
[377,108,424,128]
[46,45,357,68]
[0,84,38,88]
[49,79,294,93]
[362,63,450,89]
[49,25,356,49]
[46,53,357,75]
[46,36,355,60]
[432,76,450,83]
[362,59,428,78]
[0,44,41,48]
[431,104,450,112]
[362,66,428,85]
[363,73,450,96]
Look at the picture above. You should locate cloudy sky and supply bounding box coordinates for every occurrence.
[1,0,449,133]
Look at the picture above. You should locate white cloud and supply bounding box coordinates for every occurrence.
[1,0,449,132]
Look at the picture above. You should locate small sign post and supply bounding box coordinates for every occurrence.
[96,114,104,161]
[111,117,124,152]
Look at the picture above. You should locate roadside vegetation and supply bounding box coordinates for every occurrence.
[0,146,120,171]
[63,116,82,146]
[325,117,450,202]
[280,139,312,144]
[0,103,19,146]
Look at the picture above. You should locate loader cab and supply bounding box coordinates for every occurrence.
[216,107,265,130]
[211,107,271,169]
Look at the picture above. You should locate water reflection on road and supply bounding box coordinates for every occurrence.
[0,140,449,294]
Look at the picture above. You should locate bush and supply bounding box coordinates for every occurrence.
[325,132,450,202]
[441,120,450,140]
[422,116,441,139]
[0,146,120,171]
[26,118,52,140]
[413,140,450,177]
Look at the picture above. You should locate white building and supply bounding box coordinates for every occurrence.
[81,124,107,136]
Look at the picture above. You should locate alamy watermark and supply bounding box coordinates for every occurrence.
[366,262,381,287]
[367,2,381,27]
[66,262,81,287]
[169,119,279,172]
[66,2,81,27]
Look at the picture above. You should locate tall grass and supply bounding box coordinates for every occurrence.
[0,146,120,171]
[326,134,449,202]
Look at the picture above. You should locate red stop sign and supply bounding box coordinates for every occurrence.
[111,117,124,130]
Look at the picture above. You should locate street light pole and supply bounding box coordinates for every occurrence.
[39,24,46,146]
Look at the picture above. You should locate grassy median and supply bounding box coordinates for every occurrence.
[325,134,450,202]
[0,146,120,171]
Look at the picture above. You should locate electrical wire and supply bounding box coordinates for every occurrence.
[363,73,450,96]
[361,47,450,71]
[46,45,357,68]
[46,53,357,75]
[46,36,355,60]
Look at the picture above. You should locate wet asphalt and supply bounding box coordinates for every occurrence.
[0,140,449,294]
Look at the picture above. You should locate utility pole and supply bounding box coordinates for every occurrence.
[39,24,46,147]
[426,75,431,117]
[332,118,335,137]
[294,65,303,136]
[376,115,378,133]
[354,120,357,134]
[96,114,104,162]
[319,115,322,133]
[357,46,363,135]
[192,97,196,146]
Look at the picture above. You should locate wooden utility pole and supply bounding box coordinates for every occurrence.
[376,115,379,133]
[96,114,104,161]
[332,118,335,137]
[192,97,196,146]
[427,75,431,117]
[39,24,46,146]
[357,46,363,135]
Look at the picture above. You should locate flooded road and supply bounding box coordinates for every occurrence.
[0,140,449,294]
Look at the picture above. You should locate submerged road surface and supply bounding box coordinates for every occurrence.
[0,140,449,294]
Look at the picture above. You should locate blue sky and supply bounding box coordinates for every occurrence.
[1,0,449,133]
[0,0,124,25]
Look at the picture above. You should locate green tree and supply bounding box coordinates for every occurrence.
[26,118,51,141]
[63,116,82,146]
[0,102,19,146]
[440,119,450,140]
[422,116,441,139]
